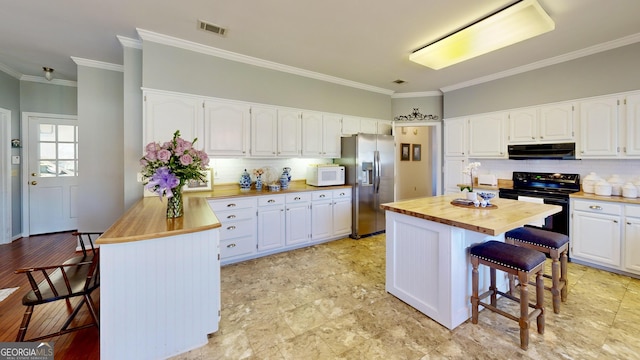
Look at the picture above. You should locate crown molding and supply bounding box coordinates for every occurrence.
[71,57,124,72]
[0,62,21,79]
[136,28,395,96]
[117,35,142,49]
[441,32,640,93]
[392,91,442,99]
[20,75,77,87]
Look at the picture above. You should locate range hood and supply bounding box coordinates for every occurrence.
[508,143,576,160]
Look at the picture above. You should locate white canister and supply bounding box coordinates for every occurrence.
[635,180,640,195]
[623,183,638,198]
[595,179,612,196]
[607,174,624,196]
[582,172,600,193]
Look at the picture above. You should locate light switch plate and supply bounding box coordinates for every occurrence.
[11,155,20,164]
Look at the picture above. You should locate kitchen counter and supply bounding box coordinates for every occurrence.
[381,194,560,236]
[382,194,560,330]
[191,181,351,200]
[570,191,640,205]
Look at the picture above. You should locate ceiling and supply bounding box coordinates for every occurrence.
[2,0,640,94]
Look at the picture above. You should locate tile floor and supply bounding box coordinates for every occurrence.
[172,234,640,359]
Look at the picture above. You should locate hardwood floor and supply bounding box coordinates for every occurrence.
[0,232,100,359]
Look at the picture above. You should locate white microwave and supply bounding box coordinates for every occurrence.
[306,165,345,186]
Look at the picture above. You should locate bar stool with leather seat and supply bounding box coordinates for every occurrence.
[505,226,569,314]
[470,240,546,350]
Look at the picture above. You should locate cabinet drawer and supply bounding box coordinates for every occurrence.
[332,188,352,199]
[286,192,311,203]
[215,208,255,222]
[258,195,285,206]
[573,200,622,215]
[221,236,256,259]
[220,218,255,240]
[312,191,332,201]
[626,204,640,218]
[208,197,256,212]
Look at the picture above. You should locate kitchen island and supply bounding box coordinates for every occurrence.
[96,195,221,360]
[381,195,561,330]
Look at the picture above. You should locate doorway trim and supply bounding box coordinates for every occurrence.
[0,107,11,244]
[21,112,78,237]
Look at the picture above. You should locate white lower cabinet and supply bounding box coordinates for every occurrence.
[571,199,622,269]
[285,193,311,245]
[257,195,286,251]
[332,189,352,237]
[208,197,257,262]
[624,205,640,274]
[311,190,334,240]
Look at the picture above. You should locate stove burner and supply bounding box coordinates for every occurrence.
[511,171,580,193]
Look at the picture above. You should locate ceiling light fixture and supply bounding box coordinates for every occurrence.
[43,67,54,81]
[409,0,554,70]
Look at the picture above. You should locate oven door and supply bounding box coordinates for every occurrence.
[499,188,570,236]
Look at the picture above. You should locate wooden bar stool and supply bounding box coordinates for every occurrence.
[505,227,569,314]
[470,240,546,350]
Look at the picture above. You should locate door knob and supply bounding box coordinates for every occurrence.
[30,181,38,185]
[31,173,37,177]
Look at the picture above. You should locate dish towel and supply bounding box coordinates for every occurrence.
[518,196,545,227]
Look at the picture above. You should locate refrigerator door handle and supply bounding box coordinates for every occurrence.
[374,150,381,193]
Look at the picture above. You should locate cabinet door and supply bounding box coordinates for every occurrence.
[257,205,285,251]
[322,114,342,158]
[443,158,466,194]
[143,92,202,146]
[203,100,250,156]
[468,113,507,158]
[444,118,467,157]
[311,200,333,240]
[539,102,575,142]
[341,116,360,135]
[360,119,377,134]
[332,199,352,236]
[572,211,621,267]
[278,109,302,157]
[302,112,323,157]
[624,216,640,274]
[625,93,640,156]
[508,108,537,144]
[377,120,393,135]
[579,97,619,157]
[285,202,310,245]
[250,106,278,157]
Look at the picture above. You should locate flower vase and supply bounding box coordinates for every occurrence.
[255,175,263,191]
[166,187,184,218]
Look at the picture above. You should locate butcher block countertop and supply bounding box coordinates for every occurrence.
[570,191,640,205]
[380,194,561,236]
[203,181,351,200]
[97,195,221,245]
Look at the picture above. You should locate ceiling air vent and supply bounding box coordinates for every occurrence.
[393,79,406,84]
[198,20,227,36]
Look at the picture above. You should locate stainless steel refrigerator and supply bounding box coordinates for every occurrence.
[336,134,395,239]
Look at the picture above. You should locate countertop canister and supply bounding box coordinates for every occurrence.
[583,172,600,193]
[623,182,638,198]
[607,174,624,196]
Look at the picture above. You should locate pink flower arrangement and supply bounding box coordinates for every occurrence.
[140,130,210,198]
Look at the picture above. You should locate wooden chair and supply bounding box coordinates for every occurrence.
[15,238,101,342]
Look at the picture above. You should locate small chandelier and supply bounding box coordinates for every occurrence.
[43,67,54,81]
[394,108,439,121]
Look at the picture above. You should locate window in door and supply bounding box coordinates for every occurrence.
[37,124,78,177]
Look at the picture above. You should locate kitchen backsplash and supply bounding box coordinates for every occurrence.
[209,158,334,184]
[474,158,640,184]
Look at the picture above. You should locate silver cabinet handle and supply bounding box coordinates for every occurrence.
[613,220,618,224]
[319,194,326,198]
[227,243,236,248]
[227,203,236,207]
[227,214,236,219]
[227,225,236,230]
[294,196,301,200]
[589,205,603,210]
[268,199,275,203]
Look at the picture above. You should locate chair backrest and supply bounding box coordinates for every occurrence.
[73,232,103,257]
[83,248,100,292]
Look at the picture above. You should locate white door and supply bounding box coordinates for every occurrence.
[27,116,78,235]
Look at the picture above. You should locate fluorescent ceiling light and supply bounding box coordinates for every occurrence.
[409,0,555,70]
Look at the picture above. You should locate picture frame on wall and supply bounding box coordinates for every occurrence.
[401,143,410,161]
[412,144,421,161]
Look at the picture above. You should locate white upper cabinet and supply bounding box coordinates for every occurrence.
[443,117,467,157]
[377,120,393,135]
[250,105,278,157]
[468,112,507,158]
[203,99,250,157]
[143,91,203,146]
[278,109,302,157]
[625,93,640,157]
[579,96,620,158]
[359,119,377,134]
[508,103,575,144]
[342,116,392,136]
[341,116,360,135]
[302,112,341,158]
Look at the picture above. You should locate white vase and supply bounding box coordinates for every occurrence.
[466,191,478,201]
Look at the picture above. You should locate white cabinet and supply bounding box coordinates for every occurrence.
[443,158,467,195]
[342,116,392,136]
[508,103,575,144]
[203,99,250,157]
[285,193,311,245]
[250,107,301,157]
[624,205,640,274]
[377,120,393,135]
[311,190,334,240]
[302,112,341,158]
[444,117,467,157]
[341,116,360,135]
[359,119,377,134]
[624,93,640,157]
[257,195,285,251]
[468,112,507,158]
[571,199,622,268]
[332,189,352,237]
[208,197,257,262]
[579,96,620,158]
[143,91,203,146]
